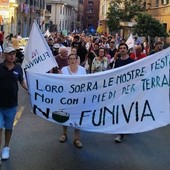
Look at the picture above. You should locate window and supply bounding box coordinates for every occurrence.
[62,20,64,30]
[63,5,65,15]
[30,0,33,6]
[87,8,93,13]
[102,5,104,15]
[46,5,51,13]
[60,20,62,31]
[163,23,167,31]
[79,0,83,4]
[40,0,45,8]
[89,1,93,6]
[161,0,169,4]
[88,24,92,27]
[156,0,159,6]
[65,20,67,30]
[42,0,45,8]
[34,0,37,7]
[88,16,93,20]
[60,6,62,14]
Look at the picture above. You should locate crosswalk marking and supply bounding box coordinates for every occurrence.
[13,106,25,126]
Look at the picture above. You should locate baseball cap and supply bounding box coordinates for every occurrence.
[53,43,60,49]
[4,46,16,53]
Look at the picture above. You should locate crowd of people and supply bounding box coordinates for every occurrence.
[0,31,24,63]
[44,32,165,147]
[44,32,164,74]
[0,30,166,165]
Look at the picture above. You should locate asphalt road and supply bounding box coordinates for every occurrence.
[1,87,170,170]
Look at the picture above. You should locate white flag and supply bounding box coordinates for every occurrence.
[22,21,57,73]
[44,29,51,37]
[126,34,135,49]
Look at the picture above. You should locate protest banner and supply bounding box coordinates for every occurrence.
[22,21,57,73]
[26,47,170,134]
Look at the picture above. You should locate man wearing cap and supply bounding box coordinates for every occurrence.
[0,47,27,162]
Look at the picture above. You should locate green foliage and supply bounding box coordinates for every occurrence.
[107,0,144,32]
[133,13,168,37]
[107,2,120,32]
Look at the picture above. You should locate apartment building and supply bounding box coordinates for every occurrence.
[0,0,46,37]
[144,0,170,42]
[98,0,170,41]
[83,0,100,32]
[45,0,80,33]
[0,0,19,35]
[17,0,46,37]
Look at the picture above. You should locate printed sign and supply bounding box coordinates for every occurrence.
[26,48,170,134]
[22,21,57,73]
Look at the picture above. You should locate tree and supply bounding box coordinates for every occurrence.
[107,0,144,32]
[133,13,168,38]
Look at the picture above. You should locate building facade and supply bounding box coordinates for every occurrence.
[77,0,83,31]
[17,0,46,37]
[45,0,79,33]
[143,0,170,42]
[0,0,46,38]
[0,0,18,36]
[99,0,170,41]
[144,0,170,31]
[83,0,100,32]
[98,0,110,34]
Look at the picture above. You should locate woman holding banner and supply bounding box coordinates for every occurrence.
[91,47,110,73]
[60,53,86,148]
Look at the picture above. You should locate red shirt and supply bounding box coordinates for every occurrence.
[130,52,146,60]
[0,32,4,42]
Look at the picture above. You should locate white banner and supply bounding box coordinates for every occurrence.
[22,21,57,73]
[126,34,135,49]
[26,48,170,134]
